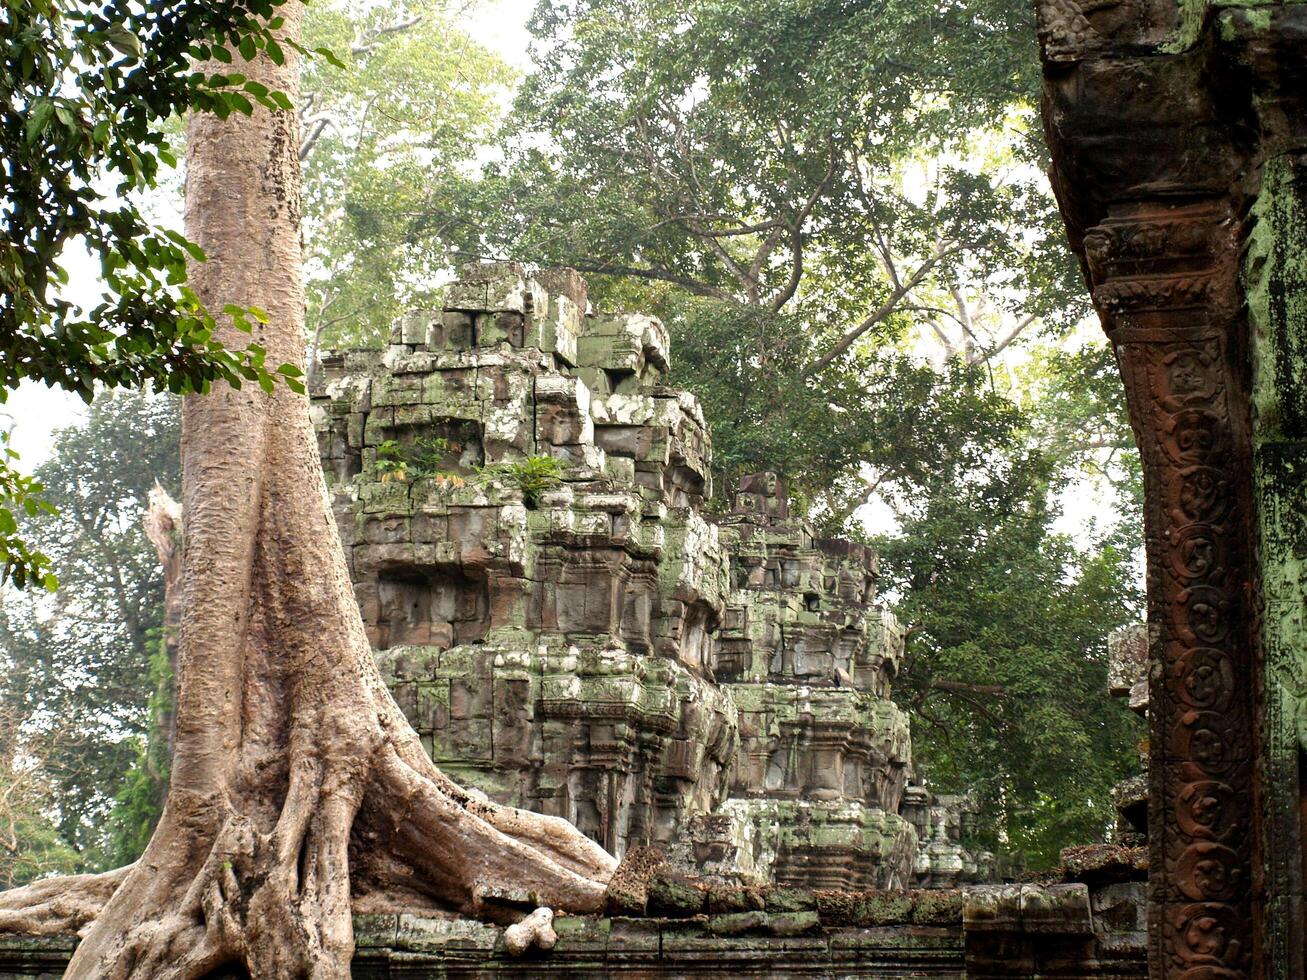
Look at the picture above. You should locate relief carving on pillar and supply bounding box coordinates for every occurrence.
[1035,0,1099,62]
[1083,203,1255,980]
[1034,0,1175,62]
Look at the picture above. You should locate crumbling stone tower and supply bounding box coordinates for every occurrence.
[314,264,737,856]
[312,262,963,889]
[706,473,917,889]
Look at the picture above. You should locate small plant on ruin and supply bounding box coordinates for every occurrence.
[478,455,566,508]
[370,437,471,486]
[373,440,409,482]
[407,435,460,477]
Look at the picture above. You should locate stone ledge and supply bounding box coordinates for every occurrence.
[0,915,966,980]
[0,884,1151,980]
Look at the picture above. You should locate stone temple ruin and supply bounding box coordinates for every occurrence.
[16,4,1307,973]
[310,261,992,893]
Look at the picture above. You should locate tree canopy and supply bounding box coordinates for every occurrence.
[452,0,1080,321]
[298,0,510,358]
[0,391,178,877]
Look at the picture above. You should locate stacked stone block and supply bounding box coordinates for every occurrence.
[901,784,998,887]
[704,473,918,889]
[313,262,736,856]
[1106,624,1148,842]
[313,262,992,890]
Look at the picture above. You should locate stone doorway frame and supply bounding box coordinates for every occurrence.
[1037,3,1307,977]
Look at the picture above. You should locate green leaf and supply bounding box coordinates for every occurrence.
[238,35,257,60]
[104,25,142,59]
[313,46,347,70]
[25,100,54,144]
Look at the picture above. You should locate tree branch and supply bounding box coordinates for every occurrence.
[299,116,332,160]
[767,226,804,313]
[929,679,1007,697]
[758,149,834,311]
[804,254,945,376]
[351,15,424,56]
[966,313,1038,365]
[564,259,734,301]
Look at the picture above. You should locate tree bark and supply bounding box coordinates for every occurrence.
[143,483,182,792]
[0,8,615,976]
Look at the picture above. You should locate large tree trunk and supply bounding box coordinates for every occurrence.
[143,483,182,801]
[0,8,613,976]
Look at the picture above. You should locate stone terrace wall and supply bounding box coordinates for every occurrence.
[0,881,1147,979]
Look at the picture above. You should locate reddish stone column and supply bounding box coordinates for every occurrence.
[1039,3,1307,977]
[1086,201,1258,978]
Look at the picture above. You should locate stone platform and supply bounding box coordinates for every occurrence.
[0,882,1145,979]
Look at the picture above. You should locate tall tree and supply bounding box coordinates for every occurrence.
[3,0,511,882]
[454,0,1081,327]
[867,358,1143,863]
[0,703,84,888]
[4,5,615,974]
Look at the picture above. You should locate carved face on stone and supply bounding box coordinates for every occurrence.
[734,471,788,518]
[739,471,779,497]
[1167,351,1206,396]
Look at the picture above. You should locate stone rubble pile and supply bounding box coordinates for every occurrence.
[311,262,997,889]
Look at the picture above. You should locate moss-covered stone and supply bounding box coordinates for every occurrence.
[910,889,965,927]
[766,910,821,936]
[313,264,1001,890]
[648,872,708,918]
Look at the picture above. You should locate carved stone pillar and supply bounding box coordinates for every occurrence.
[1088,201,1258,978]
[1039,3,1307,977]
